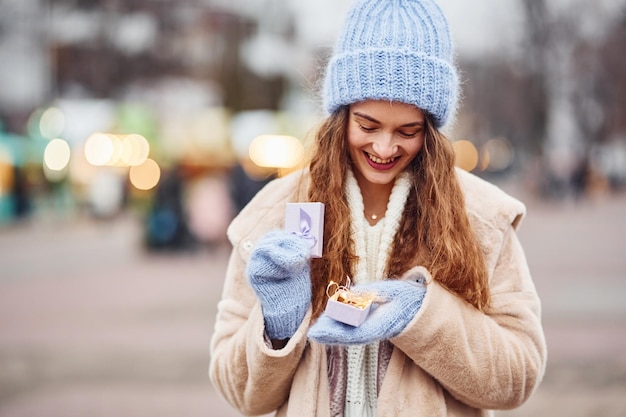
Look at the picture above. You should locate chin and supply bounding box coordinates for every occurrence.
[362,172,398,186]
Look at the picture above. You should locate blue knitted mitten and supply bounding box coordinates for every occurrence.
[247,230,312,340]
[308,277,427,346]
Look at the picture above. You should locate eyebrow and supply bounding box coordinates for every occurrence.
[352,111,424,128]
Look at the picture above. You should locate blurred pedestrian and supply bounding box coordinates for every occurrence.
[144,165,191,250]
[228,158,275,215]
[209,1,546,416]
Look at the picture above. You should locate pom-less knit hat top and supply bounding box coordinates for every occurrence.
[323,0,459,128]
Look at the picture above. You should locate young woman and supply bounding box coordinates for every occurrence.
[209,1,547,416]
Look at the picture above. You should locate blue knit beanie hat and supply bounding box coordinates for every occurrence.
[323,0,459,128]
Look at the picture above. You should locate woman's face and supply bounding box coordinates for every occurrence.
[347,100,425,188]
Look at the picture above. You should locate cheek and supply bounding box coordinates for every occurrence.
[406,137,425,158]
[346,124,362,147]
[346,126,367,153]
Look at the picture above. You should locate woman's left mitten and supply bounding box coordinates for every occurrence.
[308,276,426,345]
[247,230,312,340]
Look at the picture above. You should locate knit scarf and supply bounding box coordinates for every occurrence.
[327,169,412,417]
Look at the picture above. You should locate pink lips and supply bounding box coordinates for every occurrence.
[364,152,399,171]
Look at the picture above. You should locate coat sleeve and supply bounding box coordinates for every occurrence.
[208,173,311,416]
[391,217,547,410]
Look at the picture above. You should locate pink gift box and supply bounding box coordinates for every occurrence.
[285,202,325,258]
[325,292,373,327]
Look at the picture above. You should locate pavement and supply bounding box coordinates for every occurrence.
[0,187,625,417]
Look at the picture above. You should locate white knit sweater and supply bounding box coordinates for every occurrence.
[343,170,412,417]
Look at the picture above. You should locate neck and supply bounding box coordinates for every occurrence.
[354,174,394,222]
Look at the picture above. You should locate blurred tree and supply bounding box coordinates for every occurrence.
[571,11,626,143]
[48,0,289,111]
[212,13,288,111]
[519,0,550,156]
[460,60,546,161]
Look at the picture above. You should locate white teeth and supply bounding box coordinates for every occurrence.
[367,153,395,164]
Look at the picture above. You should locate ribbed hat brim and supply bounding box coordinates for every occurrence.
[323,49,459,128]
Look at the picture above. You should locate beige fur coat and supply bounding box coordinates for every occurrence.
[209,168,547,417]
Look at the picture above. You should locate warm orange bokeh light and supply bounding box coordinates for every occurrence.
[453,140,479,172]
[129,158,160,190]
[248,135,304,169]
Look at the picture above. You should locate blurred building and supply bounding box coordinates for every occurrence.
[0,0,319,228]
[0,0,625,228]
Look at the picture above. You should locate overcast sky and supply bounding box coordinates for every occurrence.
[280,0,526,58]
[284,0,624,59]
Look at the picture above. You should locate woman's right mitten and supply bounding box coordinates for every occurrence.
[247,230,312,340]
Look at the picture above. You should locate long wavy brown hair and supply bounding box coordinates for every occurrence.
[306,105,489,319]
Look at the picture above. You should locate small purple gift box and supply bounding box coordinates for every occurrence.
[324,282,374,327]
[285,202,325,258]
[325,292,373,327]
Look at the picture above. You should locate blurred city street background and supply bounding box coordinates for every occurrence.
[0,185,625,417]
[1,0,625,416]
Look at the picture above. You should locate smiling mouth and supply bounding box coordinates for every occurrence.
[366,152,398,165]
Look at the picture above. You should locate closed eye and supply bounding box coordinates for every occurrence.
[358,124,377,132]
[398,129,422,138]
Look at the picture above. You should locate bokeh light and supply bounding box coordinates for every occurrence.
[248,134,304,169]
[84,133,151,167]
[43,138,71,171]
[453,140,479,172]
[85,133,114,166]
[480,137,514,172]
[106,135,121,166]
[129,158,160,190]
[120,134,150,166]
[39,107,66,139]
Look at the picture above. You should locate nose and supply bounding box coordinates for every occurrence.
[372,133,398,159]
